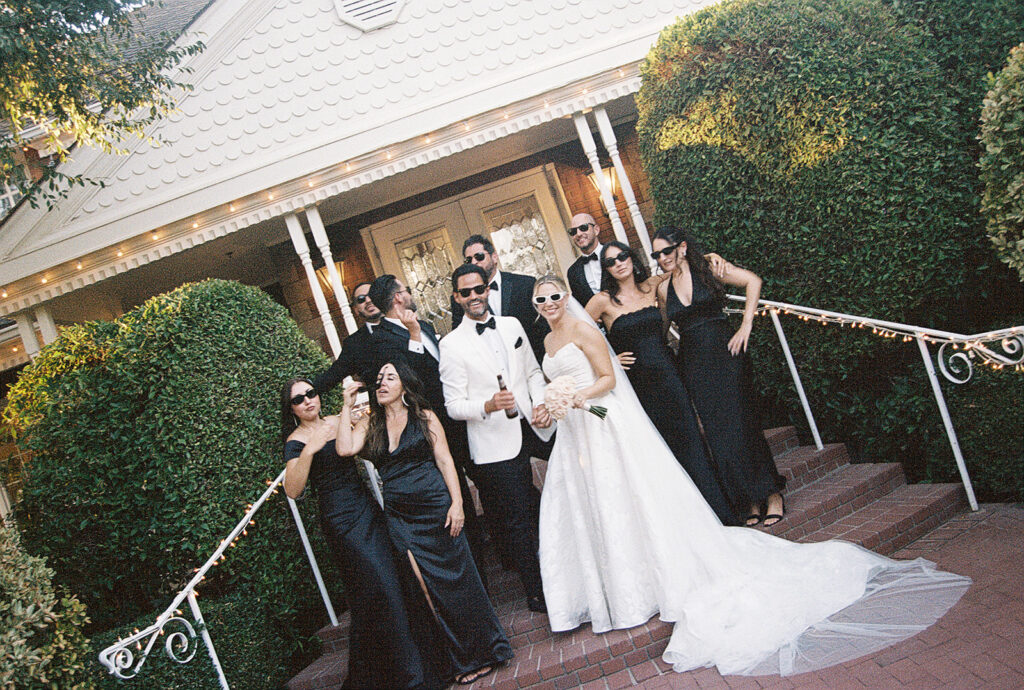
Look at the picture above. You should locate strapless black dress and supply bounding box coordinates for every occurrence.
[370,420,512,676]
[606,306,739,526]
[665,278,785,513]
[283,439,437,689]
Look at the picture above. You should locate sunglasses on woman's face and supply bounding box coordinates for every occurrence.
[532,292,566,304]
[290,389,318,406]
[650,244,679,260]
[601,252,630,269]
[463,252,488,264]
[456,284,488,298]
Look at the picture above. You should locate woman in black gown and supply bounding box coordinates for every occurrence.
[335,360,512,686]
[653,228,786,526]
[585,242,740,526]
[281,378,438,689]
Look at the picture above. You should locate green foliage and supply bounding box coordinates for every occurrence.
[1,523,94,689]
[88,591,289,689]
[3,280,343,684]
[980,44,1024,281]
[638,0,1024,499]
[0,0,204,207]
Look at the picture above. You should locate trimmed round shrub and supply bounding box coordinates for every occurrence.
[980,43,1024,281]
[637,0,1024,496]
[3,279,344,685]
[1,523,93,689]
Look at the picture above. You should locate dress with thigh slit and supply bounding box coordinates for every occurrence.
[284,439,437,689]
[369,419,512,676]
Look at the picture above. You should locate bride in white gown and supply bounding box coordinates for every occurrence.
[531,275,970,677]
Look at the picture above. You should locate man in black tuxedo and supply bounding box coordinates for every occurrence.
[450,234,549,364]
[565,213,604,307]
[364,274,489,580]
[312,281,381,395]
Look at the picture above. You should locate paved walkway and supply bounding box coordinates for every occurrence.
[641,503,1024,689]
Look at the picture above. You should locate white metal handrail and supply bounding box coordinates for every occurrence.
[97,469,338,689]
[726,294,1024,512]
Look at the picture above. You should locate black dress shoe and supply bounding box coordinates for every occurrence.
[527,595,547,613]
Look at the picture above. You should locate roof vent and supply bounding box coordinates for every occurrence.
[333,0,404,32]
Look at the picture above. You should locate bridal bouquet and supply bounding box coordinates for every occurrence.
[544,376,608,420]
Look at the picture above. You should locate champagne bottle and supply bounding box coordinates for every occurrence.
[496,374,518,418]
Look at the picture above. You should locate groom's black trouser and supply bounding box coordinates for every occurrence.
[465,430,544,600]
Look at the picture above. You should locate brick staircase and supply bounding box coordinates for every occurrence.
[287,427,968,690]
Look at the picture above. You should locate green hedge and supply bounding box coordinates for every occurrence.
[88,591,287,689]
[1,523,93,689]
[638,0,1024,498]
[980,43,1024,281]
[3,280,344,685]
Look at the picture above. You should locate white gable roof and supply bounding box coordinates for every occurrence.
[0,0,718,312]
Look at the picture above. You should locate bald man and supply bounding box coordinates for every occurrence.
[565,213,604,306]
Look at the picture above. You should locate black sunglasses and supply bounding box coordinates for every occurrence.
[456,284,488,298]
[650,244,679,260]
[353,294,371,304]
[532,292,566,304]
[567,222,593,237]
[463,252,489,264]
[290,388,318,406]
[601,252,630,269]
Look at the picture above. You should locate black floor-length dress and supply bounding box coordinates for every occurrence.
[665,278,785,513]
[606,306,740,526]
[369,419,512,676]
[284,440,438,690]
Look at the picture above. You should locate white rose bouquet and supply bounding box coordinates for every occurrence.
[544,375,608,420]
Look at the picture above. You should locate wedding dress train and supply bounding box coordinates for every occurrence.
[538,338,969,677]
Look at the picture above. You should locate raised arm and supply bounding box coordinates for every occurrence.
[335,384,369,456]
[572,321,616,404]
[426,411,465,537]
[719,261,763,355]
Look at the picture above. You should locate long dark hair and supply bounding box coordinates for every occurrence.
[599,241,650,305]
[365,358,435,459]
[280,376,317,445]
[653,227,726,304]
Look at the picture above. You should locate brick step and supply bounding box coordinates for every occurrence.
[763,425,800,457]
[800,482,968,556]
[315,614,349,655]
[774,443,850,493]
[286,650,347,690]
[756,462,907,542]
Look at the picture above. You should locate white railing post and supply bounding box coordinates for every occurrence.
[572,112,628,244]
[286,497,339,627]
[186,591,229,690]
[768,309,824,450]
[285,213,342,357]
[915,337,979,511]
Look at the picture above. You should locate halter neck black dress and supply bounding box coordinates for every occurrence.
[606,305,740,526]
[369,418,512,676]
[665,276,785,513]
[283,438,437,689]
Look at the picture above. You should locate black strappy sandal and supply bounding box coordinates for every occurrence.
[762,495,785,527]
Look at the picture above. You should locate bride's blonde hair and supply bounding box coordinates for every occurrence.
[533,274,568,297]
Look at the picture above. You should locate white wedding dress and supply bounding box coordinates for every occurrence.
[538,337,970,677]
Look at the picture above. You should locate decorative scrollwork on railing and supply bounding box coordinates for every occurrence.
[100,615,199,680]
[937,334,1024,384]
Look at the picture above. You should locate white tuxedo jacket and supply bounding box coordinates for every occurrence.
[439,315,554,464]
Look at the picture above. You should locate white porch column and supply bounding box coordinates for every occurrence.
[12,312,40,359]
[572,112,628,244]
[305,206,358,336]
[594,107,654,269]
[33,305,59,344]
[286,212,342,357]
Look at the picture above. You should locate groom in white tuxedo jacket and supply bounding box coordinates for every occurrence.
[440,264,555,613]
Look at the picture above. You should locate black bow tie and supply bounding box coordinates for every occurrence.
[583,253,599,262]
[489,281,499,291]
[476,317,497,335]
